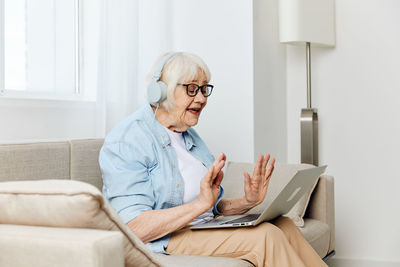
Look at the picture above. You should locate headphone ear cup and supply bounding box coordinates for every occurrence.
[147,80,168,104]
[147,52,180,104]
[157,81,168,102]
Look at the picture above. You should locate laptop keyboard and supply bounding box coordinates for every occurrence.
[221,214,260,225]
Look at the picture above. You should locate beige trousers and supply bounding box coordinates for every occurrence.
[166,216,328,267]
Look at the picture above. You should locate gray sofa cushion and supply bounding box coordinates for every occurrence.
[300,218,330,258]
[0,142,70,182]
[69,139,104,190]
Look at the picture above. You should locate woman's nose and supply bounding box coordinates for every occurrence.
[194,91,206,103]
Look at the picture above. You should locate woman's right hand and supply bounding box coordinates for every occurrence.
[127,153,226,244]
[197,153,226,211]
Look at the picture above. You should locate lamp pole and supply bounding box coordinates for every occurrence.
[301,42,319,166]
[306,42,311,109]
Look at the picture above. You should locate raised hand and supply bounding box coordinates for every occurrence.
[243,154,275,207]
[198,153,226,210]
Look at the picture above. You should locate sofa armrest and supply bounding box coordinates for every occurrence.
[305,175,335,253]
[0,224,124,267]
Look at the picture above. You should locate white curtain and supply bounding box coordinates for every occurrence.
[96,0,139,136]
[95,0,174,137]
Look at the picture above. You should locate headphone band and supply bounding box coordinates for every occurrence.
[152,52,181,81]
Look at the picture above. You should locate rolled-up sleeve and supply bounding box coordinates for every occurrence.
[213,186,224,216]
[99,141,156,224]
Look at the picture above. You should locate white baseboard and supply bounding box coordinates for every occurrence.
[326,257,400,267]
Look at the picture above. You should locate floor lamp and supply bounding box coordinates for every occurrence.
[279,0,335,166]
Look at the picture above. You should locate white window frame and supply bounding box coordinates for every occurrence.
[0,0,91,102]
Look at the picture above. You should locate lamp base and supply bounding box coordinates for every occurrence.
[301,108,318,166]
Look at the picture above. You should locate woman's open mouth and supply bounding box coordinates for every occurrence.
[187,107,201,115]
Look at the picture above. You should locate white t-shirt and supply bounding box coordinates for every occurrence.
[165,127,214,225]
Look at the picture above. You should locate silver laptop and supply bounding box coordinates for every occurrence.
[190,165,327,229]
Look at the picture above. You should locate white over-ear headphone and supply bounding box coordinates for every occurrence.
[147,52,181,104]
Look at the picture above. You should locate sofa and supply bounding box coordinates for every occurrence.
[0,139,335,267]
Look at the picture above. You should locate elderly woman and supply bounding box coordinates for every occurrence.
[99,52,327,267]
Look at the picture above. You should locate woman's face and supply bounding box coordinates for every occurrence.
[168,69,208,131]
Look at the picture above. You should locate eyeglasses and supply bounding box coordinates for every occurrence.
[177,83,214,97]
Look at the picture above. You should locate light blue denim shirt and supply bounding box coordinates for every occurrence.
[99,104,224,254]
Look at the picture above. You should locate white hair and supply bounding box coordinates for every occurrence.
[146,52,211,111]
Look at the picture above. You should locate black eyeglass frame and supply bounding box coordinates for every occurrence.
[177,83,214,97]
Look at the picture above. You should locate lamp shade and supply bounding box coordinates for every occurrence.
[279,0,335,47]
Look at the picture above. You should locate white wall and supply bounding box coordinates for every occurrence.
[253,0,287,163]
[168,0,287,164]
[286,0,400,263]
[169,0,255,163]
[0,98,98,143]
[137,0,174,108]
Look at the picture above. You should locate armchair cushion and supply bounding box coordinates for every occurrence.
[0,179,161,267]
[0,224,124,267]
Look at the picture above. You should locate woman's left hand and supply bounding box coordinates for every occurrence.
[243,154,275,207]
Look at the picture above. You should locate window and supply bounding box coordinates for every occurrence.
[0,0,83,99]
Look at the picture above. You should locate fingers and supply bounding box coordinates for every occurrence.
[212,153,225,170]
[261,154,271,177]
[252,154,268,181]
[214,160,225,176]
[211,152,225,177]
[205,160,224,180]
[204,165,215,184]
[214,152,226,164]
[251,154,275,183]
[204,153,226,186]
[214,170,224,188]
[263,158,275,185]
[266,157,275,177]
[253,154,263,177]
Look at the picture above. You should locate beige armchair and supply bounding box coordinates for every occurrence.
[0,139,335,267]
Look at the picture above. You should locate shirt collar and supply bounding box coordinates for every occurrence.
[183,131,195,150]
